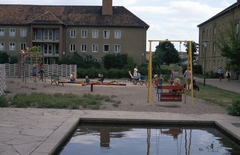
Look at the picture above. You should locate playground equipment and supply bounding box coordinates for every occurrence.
[148,40,194,106]
[18,48,42,82]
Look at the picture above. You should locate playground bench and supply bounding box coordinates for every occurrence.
[134,76,148,85]
[157,85,184,102]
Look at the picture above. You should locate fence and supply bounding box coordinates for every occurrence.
[4,63,77,78]
[0,64,6,95]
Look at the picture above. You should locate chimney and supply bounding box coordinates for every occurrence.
[102,0,112,15]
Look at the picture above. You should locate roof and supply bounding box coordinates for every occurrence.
[0,4,149,28]
[197,2,238,27]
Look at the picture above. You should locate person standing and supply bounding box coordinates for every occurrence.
[38,67,44,81]
[183,67,191,90]
[32,67,37,83]
[225,70,231,82]
[217,67,224,82]
[153,74,158,88]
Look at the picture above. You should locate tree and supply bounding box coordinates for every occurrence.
[102,53,129,70]
[58,53,100,69]
[214,20,240,79]
[0,51,18,64]
[184,41,199,62]
[152,42,180,73]
[0,51,10,64]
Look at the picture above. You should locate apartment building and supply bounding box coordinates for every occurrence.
[0,0,149,64]
[198,0,240,73]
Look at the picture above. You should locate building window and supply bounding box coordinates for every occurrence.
[55,29,59,40]
[54,44,59,55]
[44,44,53,54]
[44,29,53,40]
[114,30,121,38]
[213,26,216,35]
[81,44,87,52]
[92,30,98,38]
[0,42,4,50]
[0,28,5,36]
[9,28,16,37]
[114,44,121,52]
[36,29,42,40]
[81,30,87,38]
[20,28,27,37]
[103,30,110,39]
[70,44,76,52]
[70,29,76,38]
[92,44,98,52]
[20,43,26,50]
[103,44,109,52]
[9,42,15,50]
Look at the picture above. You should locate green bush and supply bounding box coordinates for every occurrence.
[206,70,219,78]
[227,100,240,116]
[0,95,9,107]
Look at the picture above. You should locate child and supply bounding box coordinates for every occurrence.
[193,77,199,91]
[32,67,37,83]
[153,74,158,88]
[85,76,90,84]
[158,74,164,86]
[172,78,181,86]
[38,67,44,81]
[172,78,181,93]
[70,72,76,82]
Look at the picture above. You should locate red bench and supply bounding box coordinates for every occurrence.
[157,85,184,102]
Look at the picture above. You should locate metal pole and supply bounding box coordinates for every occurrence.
[204,46,206,86]
[91,84,93,92]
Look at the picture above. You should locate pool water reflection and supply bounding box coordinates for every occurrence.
[59,124,240,155]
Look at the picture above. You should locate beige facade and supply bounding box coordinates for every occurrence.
[0,0,149,65]
[198,1,239,73]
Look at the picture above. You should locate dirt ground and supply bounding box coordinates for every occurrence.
[4,77,227,115]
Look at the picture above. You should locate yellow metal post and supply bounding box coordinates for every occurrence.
[147,39,195,106]
[148,41,153,105]
[189,41,194,106]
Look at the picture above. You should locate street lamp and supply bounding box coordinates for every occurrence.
[202,40,208,86]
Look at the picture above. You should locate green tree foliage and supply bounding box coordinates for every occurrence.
[29,46,40,52]
[0,51,18,64]
[58,53,100,69]
[0,51,9,64]
[152,41,180,73]
[102,53,130,70]
[214,21,240,78]
[184,41,199,62]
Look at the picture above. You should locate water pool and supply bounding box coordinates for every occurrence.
[59,123,240,155]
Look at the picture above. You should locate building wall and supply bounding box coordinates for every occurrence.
[0,25,147,65]
[198,6,239,73]
[64,26,147,64]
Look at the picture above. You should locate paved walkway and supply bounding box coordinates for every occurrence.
[0,78,240,155]
[197,77,240,93]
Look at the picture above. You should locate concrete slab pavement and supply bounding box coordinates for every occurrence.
[0,108,240,155]
[0,78,240,155]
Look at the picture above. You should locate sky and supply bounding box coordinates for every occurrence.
[0,0,237,51]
